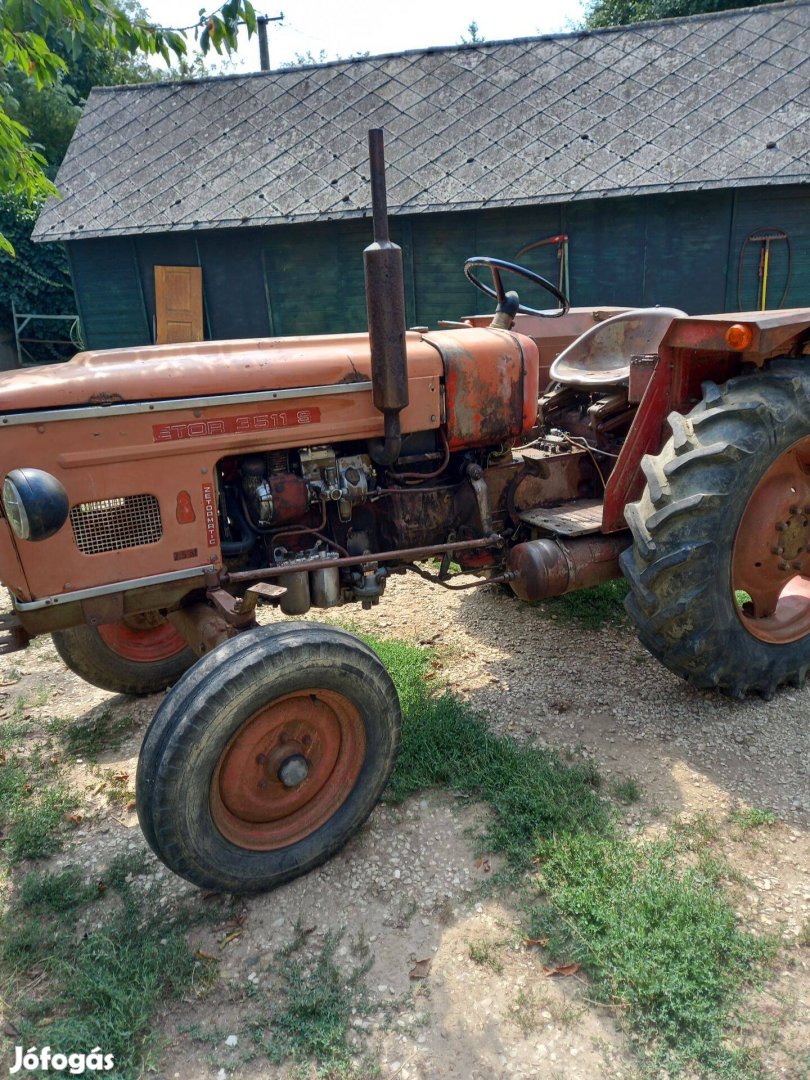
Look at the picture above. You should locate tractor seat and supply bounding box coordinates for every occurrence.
[549,307,686,387]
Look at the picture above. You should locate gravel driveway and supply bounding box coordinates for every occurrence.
[1,574,808,1079]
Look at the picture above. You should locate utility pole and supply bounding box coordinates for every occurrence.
[257,12,284,71]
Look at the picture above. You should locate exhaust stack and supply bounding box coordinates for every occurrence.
[364,129,409,466]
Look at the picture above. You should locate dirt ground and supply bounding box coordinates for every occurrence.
[1,574,808,1079]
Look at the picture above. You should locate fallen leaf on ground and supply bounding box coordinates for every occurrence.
[125,799,137,812]
[543,962,581,977]
[524,937,549,948]
[196,948,218,961]
[474,856,491,872]
[219,929,243,948]
[409,958,432,979]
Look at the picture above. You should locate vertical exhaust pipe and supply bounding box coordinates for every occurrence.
[364,129,409,466]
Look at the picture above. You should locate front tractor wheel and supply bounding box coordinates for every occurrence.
[621,358,810,698]
[135,623,402,893]
[52,615,196,695]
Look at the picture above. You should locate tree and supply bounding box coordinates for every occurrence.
[0,0,257,254]
[460,21,485,44]
[583,0,776,28]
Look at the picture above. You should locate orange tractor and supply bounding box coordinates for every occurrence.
[2,131,810,892]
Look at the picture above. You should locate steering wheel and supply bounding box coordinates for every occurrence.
[464,257,569,319]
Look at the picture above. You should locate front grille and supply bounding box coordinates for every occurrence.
[70,494,162,555]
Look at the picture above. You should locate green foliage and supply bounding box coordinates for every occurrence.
[363,633,608,869]
[529,832,775,1077]
[729,806,777,832]
[536,578,629,627]
[0,756,75,860]
[361,630,774,1077]
[1,863,213,1078]
[0,0,257,253]
[583,0,777,29]
[250,923,373,1071]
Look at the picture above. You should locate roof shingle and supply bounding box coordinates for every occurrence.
[34,0,810,242]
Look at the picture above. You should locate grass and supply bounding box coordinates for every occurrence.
[358,630,775,1080]
[50,705,136,760]
[0,856,215,1078]
[468,937,506,974]
[0,757,75,861]
[247,922,375,1077]
[611,775,643,805]
[729,807,777,832]
[535,578,630,628]
[527,833,775,1078]
[367,634,608,869]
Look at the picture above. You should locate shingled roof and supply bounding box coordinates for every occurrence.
[34,0,810,242]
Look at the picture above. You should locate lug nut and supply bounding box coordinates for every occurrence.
[778,560,789,571]
[775,522,787,532]
[771,546,784,555]
[792,561,803,570]
[791,504,801,514]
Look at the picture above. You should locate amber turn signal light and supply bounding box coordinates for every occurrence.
[725,323,754,351]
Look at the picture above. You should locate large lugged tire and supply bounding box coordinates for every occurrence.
[621,357,810,698]
[135,622,402,893]
[52,616,196,695]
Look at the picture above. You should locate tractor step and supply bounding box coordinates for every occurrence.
[0,612,29,655]
[518,498,604,537]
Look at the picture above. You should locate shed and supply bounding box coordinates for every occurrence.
[34,0,810,350]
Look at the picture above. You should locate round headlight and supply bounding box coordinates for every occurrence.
[2,469,69,542]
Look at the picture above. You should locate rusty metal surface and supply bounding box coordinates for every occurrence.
[209,688,365,851]
[507,533,629,602]
[167,604,237,656]
[732,437,810,643]
[426,329,539,450]
[0,612,30,655]
[364,129,409,466]
[224,535,504,585]
[518,499,605,537]
[662,309,810,364]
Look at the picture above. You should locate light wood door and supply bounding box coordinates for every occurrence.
[154,265,204,344]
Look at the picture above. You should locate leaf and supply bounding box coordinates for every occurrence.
[409,958,432,979]
[219,929,243,947]
[196,948,218,961]
[523,936,549,948]
[542,962,581,977]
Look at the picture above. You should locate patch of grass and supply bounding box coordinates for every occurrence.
[51,705,135,760]
[528,832,775,1078]
[611,775,643,805]
[0,758,75,861]
[361,634,608,870]
[468,937,506,974]
[248,921,374,1075]
[537,578,630,627]
[729,807,777,833]
[357,630,774,1079]
[0,861,215,1078]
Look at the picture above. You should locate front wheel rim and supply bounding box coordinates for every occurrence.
[732,436,810,644]
[210,688,366,851]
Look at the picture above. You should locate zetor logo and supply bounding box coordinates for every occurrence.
[202,482,218,547]
[152,408,321,442]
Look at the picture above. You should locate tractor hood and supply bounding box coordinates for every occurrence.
[0,332,444,415]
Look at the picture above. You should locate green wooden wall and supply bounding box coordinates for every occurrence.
[67,184,809,351]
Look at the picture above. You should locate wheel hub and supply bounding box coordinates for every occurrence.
[210,688,365,850]
[733,437,810,644]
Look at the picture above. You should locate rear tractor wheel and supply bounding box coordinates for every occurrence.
[52,612,196,695]
[135,623,402,893]
[622,357,810,698]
